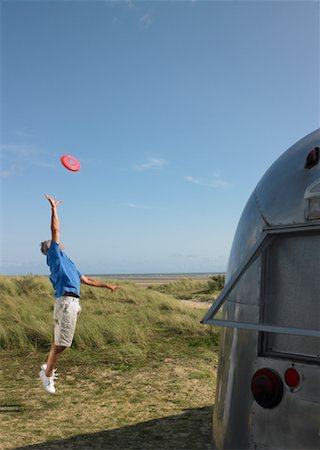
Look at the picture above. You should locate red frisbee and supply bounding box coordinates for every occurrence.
[61,154,81,172]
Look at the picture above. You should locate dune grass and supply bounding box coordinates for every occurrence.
[0,275,220,449]
[0,276,219,364]
[147,275,224,301]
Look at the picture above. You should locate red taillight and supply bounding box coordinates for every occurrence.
[284,367,301,389]
[305,146,319,169]
[251,368,283,408]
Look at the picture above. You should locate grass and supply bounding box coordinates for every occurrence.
[147,275,224,301]
[0,275,221,450]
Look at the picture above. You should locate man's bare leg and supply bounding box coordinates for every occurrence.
[45,344,66,377]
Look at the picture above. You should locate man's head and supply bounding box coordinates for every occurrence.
[40,240,51,255]
[40,240,65,255]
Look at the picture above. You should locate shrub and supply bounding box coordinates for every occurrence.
[208,275,225,292]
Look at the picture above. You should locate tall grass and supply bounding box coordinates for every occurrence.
[147,275,224,300]
[0,276,219,366]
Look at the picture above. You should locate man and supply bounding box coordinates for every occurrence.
[39,194,119,394]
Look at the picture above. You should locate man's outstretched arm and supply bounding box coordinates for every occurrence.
[80,275,120,293]
[45,194,62,243]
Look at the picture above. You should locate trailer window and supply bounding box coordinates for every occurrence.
[202,224,320,345]
[261,234,320,361]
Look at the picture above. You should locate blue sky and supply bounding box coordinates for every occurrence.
[1,0,319,275]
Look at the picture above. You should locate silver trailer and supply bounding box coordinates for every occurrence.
[202,129,320,450]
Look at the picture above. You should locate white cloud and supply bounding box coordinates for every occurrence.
[15,128,34,139]
[125,0,136,9]
[1,144,38,157]
[184,174,230,189]
[126,203,150,209]
[0,144,57,177]
[33,161,56,169]
[139,12,153,28]
[106,0,136,8]
[133,157,167,171]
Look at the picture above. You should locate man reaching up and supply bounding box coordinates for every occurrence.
[39,194,119,394]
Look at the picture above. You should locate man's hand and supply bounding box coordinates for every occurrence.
[45,194,61,243]
[108,284,120,293]
[45,194,62,208]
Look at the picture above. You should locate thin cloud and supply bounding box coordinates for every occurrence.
[1,143,57,159]
[33,161,56,169]
[1,144,57,177]
[106,0,136,8]
[184,174,230,189]
[1,144,38,157]
[125,0,136,9]
[133,157,167,171]
[126,203,150,209]
[139,12,153,28]
[15,128,34,139]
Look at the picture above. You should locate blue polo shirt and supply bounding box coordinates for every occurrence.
[47,241,83,298]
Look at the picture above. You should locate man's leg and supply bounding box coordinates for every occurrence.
[45,344,66,377]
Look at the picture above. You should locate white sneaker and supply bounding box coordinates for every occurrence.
[39,364,57,394]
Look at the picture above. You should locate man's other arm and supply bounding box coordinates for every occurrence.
[80,275,119,293]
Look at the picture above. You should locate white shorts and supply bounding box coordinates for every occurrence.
[54,296,81,347]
